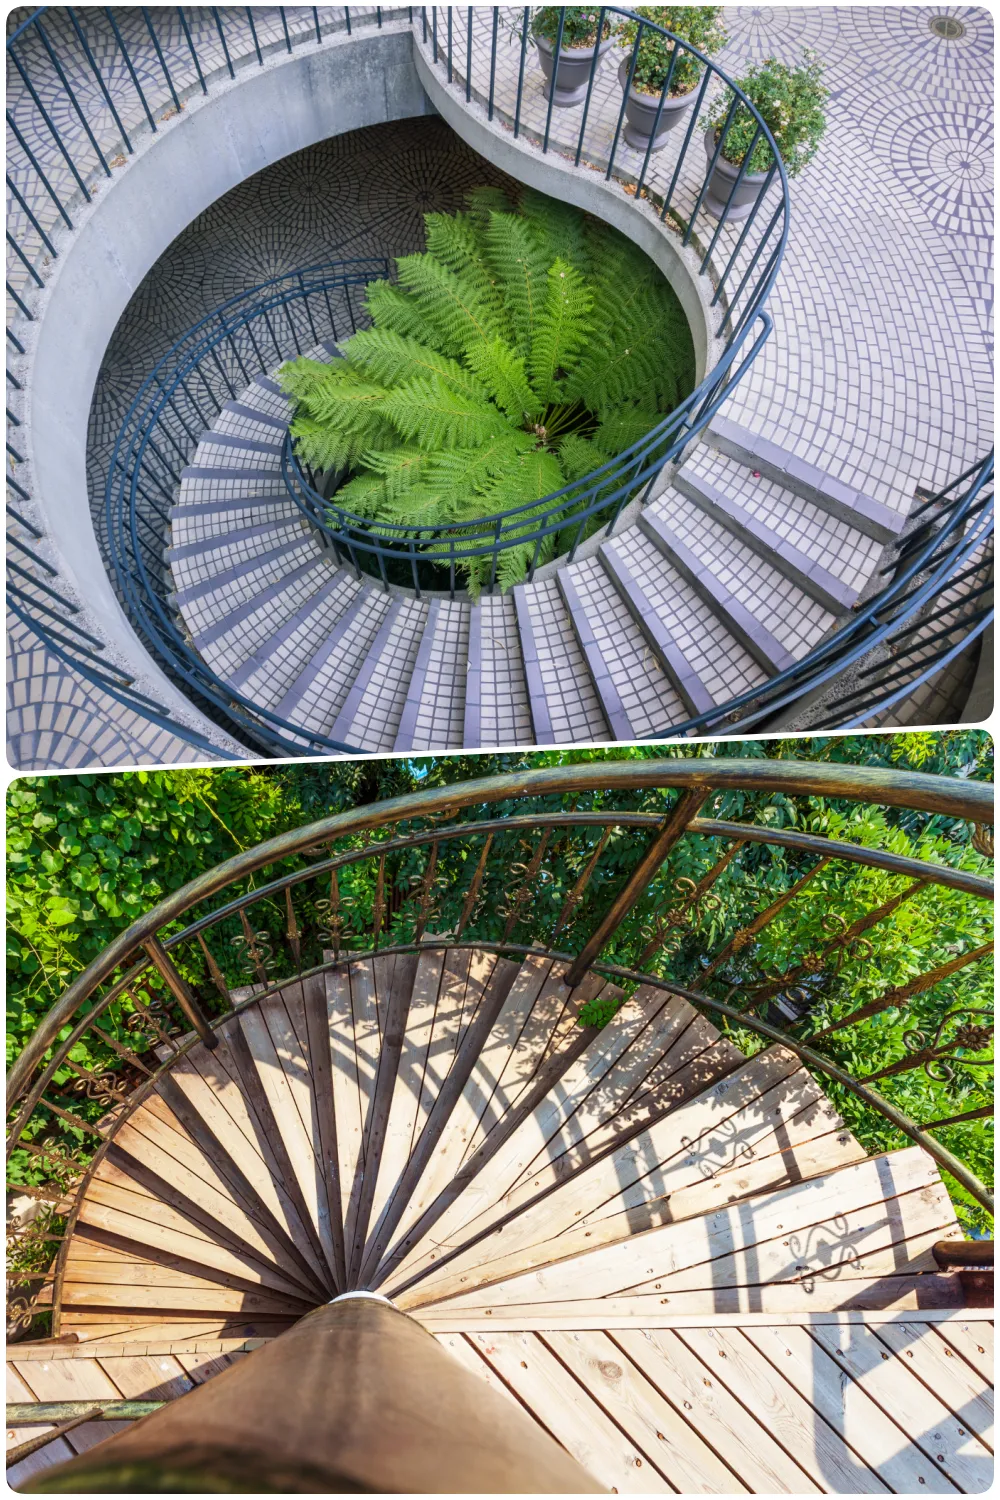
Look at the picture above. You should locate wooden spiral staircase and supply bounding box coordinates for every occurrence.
[6,761,994,1490]
[11,947,994,1492]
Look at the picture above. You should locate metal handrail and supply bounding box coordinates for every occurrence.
[105,261,389,758]
[6,761,993,1335]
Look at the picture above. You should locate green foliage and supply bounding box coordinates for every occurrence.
[531,7,611,48]
[709,51,828,178]
[616,6,727,96]
[280,188,695,595]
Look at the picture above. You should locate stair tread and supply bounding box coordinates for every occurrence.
[55,944,960,1345]
[513,577,610,745]
[169,519,313,592]
[466,593,535,748]
[174,537,325,635]
[272,585,394,737]
[227,569,364,705]
[330,595,429,752]
[602,526,769,703]
[395,597,470,752]
[558,557,687,740]
[682,445,881,600]
[646,490,837,664]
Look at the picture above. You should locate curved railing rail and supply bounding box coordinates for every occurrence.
[7,760,993,1335]
[105,260,389,759]
[5,7,409,762]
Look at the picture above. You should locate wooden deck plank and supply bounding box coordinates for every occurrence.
[369,950,446,1233]
[810,1319,993,1492]
[396,1049,861,1305]
[465,1329,671,1492]
[433,1332,526,1412]
[404,1149,949,1312]
[615,1328,820,1492]
[348,951,421,1279]
[342,959,381,1261]
[679,1325,891,1493]
[258,984,338,1278]
[872,1322,994,1445]
[166,1038,328,1289]
[933,1321,995,1385]
[325,963,364,1235]
[301,972,346,1288]
[10,1356,133,1457]
[742,1323,962,1494]
[6,1365,76,1485]
[542,1328,749,1493]
[91,1354,194,1401]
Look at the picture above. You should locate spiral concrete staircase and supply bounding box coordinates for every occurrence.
[9,946,994,1492]
[170,347,901,751]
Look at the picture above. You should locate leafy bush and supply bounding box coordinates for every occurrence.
[616,6,727,97]
[280,188,694,593]
[531,7,611,48]
[709,51,828,178]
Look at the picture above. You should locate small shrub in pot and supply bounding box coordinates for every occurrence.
[616,7,727,151]
[704,51,828,216]
[531,6,614,107]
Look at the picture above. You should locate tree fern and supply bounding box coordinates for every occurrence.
[280,185,695,593]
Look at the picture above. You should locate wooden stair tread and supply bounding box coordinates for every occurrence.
[54,945,966,1366]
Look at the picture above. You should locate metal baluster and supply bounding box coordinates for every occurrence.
[636,37,680,196]
[141,8,182,114]
[66,7,133,153]
[34,17,112,175]
[607,21,643,178]
[685,93,739,246]
[142,935,218,1049]
[177,7,208,92]
[456,833,493,939]
[6,113,74,228]
[466,6,473,101]
[7,47,95,197]
[6,183,55,260]
[700,124,764,269]
[299,275,319,343]
[432,5,438,62]
[488,8,498,118]
[574,5,607,166]
[103,8,158,134]
[247,7,265,65]
[212,7,235,77]
[278,6,293,51]
[195,932,234,1007]
[7,280,36,318]
[447,7,453,81]
[711,164,777,306]
[660,65,712,221]
[343,8,351,37]
[513,8,529,137]
[541,6,566,153]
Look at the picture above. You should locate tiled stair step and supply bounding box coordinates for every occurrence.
[180,466,294,501]
[240,375,293,420]
[707,414,906,542]
[513,577,610,745]
[210,401,291,443]
[228,567,366,708]
[601,526,769,707]
[641,492,838,674]
[168,518,313,590]
[394,597,470,751]
[172,537,325,637]
[186,434,284,470]
[191,555,337,662]
[465,593,534,748]
[170,497,302,547]
[271,585,394,739]
[557,558,687,739]
[673,467,862,615]
[329,595,429,752]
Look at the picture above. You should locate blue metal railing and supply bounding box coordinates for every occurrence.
[105,261,389,758]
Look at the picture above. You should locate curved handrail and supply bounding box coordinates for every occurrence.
[105,262,390,758]
[7,755,993,1104]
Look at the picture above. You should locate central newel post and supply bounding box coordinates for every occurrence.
[23,1296,602,1494]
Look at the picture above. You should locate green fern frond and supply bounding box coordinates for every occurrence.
[520,186,589,273]
[381,375,510,451]
[395,252,498,355]
[592,404,662,457]
[465,185,517,226]
[424,211,505,324]
[423,433,535,517]
[359,445,431,504]
[483,212,551,360]
[347,328,487,404]
[464,338,543,422]
[333,471,387,518]
[557,432,612,484]
[528,259,594,402]
[363,280,429,344]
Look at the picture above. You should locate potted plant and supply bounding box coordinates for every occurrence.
[704,51,827,219]
[532,7,613,108]
[615,7,727,153]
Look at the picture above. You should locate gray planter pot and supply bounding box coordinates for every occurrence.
[535,32,612,108]
[703,127,770,220]
[618,59,697,151]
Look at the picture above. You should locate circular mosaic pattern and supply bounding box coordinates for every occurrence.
[860,97,993,236]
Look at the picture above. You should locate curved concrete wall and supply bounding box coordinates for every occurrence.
[21,24,432,719]
[20,21,718,721]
